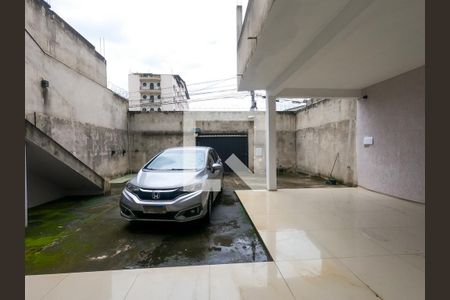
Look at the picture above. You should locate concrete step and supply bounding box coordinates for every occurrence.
[109,174,136,195]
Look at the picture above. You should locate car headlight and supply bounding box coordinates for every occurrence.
[182,182,204,192]
[125,182,140,194]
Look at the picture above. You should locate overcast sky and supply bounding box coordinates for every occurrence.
[49,0,265,110]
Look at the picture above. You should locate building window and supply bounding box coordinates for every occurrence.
[143,95,147,99]
[150,108,154,111]
[157,82,160,87]
[157,95,161,100]
[142,82,147,87]
[150,95,154,101]
[150,83,154,89]
[158,108,162,112]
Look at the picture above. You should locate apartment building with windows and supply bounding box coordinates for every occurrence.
[128,73,190,111]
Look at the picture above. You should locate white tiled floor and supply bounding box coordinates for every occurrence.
[238,187,425,300]
[25,187,425,300]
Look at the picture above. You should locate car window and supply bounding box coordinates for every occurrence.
[211,150,219,162]
[144,149,206,170]
[208,152,214,167]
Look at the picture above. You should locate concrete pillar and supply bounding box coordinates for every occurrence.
[265,94,277,190]
[236,5,243,41]
[25,143,28,227]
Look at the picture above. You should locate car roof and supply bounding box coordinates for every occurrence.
[163,146,211,152]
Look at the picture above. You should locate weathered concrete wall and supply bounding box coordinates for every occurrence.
[127,111,297,173]
[276,112,297,172]
[295,98,357,185]
[25,0,107,86]
[128,112,184,172]
[357,66,425,203]
[29,114,129,179]
[25,0,129,180]
[25,31,128,130]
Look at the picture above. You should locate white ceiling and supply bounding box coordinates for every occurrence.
[238,0,425,97]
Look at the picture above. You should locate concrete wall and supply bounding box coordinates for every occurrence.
[25,0,129,179]
[295,98,357,185]
[25,0,107,86]
[128,112,184,172]
[127,111,297,174]
[357,66,425,203]
[26,171,66,208]
[30,114,129,179]
[276,112,297,172]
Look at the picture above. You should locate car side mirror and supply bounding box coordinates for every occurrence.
[211,163,222,173]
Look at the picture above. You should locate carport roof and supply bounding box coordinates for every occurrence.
[237,0,425,98]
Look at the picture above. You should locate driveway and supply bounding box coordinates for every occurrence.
[25,172,340,275]
[26,174,270,275]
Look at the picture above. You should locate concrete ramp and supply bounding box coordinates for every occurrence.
[25,120,106,208]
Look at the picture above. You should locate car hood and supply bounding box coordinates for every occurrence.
[131,169,205,189]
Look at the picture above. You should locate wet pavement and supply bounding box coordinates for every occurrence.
[25,172,342,275]
[25,175,270,275]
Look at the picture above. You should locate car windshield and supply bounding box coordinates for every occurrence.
[144,149,206,171]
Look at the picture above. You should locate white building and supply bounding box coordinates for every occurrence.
[128,73,190,111]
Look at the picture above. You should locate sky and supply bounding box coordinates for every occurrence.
[48,0,301,111]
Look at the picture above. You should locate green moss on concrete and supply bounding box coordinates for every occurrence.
[26,236,60,249]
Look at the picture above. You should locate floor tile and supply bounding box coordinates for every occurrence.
[25,273,68,300]
[337,209,422,228]
[360,227,425,254]
[43,269,140,300]
[250,213,307,231]
[307,229,390,258]
[357,189,425,217]
[397,254,425,272]
[210,262,294,300]
[340,255,425,300]
[125,265,209,300]
[258,229,331,261]
[277,259,380,300]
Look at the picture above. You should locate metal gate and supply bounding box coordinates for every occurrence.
[196,134,248,172]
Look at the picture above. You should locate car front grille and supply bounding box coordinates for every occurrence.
[136,188,189,201]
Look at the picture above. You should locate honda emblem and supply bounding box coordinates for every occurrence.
[152,192,160,200]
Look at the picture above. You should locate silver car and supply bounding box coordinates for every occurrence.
[120,147,224,222]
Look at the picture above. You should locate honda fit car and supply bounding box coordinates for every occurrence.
[120,147,224,222]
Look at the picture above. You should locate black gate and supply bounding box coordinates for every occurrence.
[196,134,248,172]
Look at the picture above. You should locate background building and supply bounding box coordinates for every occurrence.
[128,73,190,111]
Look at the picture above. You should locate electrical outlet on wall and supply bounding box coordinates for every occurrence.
[363,136,374,146]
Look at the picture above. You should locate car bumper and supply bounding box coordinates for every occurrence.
[119,188,209,222]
